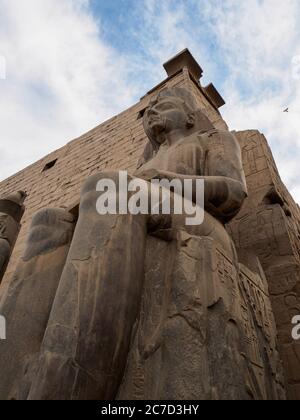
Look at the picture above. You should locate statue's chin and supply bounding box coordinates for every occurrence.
[148,122,165,137]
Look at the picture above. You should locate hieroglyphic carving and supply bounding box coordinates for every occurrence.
[229,205,294,265]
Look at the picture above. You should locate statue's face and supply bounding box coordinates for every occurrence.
[144,95,190,142]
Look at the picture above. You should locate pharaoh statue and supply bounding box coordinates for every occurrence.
[27,87,249,400]
[0,87,285,400]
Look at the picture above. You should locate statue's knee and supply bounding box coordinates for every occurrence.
[81,171,131,210]
[0,238,10,279]
[81,171,121,196]
[0,238,11,260]
[81,171,137,212]
[31,208,73,228]
[24,208,75,261]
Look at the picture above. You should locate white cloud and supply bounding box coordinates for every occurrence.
[0,0,138,180]
[201,0,299,83]
[132,0,300,201]
[202,0,300,202]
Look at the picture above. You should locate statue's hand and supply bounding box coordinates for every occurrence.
[137,168,164,182]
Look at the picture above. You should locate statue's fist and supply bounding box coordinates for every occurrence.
[137,168,162,182]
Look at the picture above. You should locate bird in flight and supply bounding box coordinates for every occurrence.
[283,108,289,113]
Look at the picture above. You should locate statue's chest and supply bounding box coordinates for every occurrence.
[149,139,205,175]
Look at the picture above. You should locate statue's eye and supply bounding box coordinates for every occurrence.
[156,102,174,111]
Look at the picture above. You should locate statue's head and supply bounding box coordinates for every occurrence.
[137,87,215,169]
[143,87,197,150]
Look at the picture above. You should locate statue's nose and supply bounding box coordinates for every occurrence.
[147,108,159,117]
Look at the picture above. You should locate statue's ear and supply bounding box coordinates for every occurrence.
[186,112,195,129]
[136,142,155,169]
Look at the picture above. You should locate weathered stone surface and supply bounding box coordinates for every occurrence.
[0,54,228,297]
[0,51,298,400]
[0,208,75,400]
[28,174,147,400]
[228,130,300,399]
[118,233,285,400]
[0,191,26,283]
[26,86,279,401]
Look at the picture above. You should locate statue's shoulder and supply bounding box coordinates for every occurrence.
[196,129,240,151]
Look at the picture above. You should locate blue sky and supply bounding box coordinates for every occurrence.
[90,1,137,51]
[1,0,300,201]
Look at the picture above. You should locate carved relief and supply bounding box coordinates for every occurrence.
[229,130,300,399]
[118,235,285,400]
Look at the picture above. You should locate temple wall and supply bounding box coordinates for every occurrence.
[228,130,300,399]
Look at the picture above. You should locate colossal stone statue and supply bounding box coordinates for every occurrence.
[0,191,26,283]
[27,87,249,400]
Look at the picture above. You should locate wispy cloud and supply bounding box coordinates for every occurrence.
[0,0,138,179]
[134,0,300,201]
[199,0,300,201]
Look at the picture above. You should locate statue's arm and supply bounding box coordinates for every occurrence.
[201,130,248,221]
[201,175,247,221]
[139,131,247,222]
